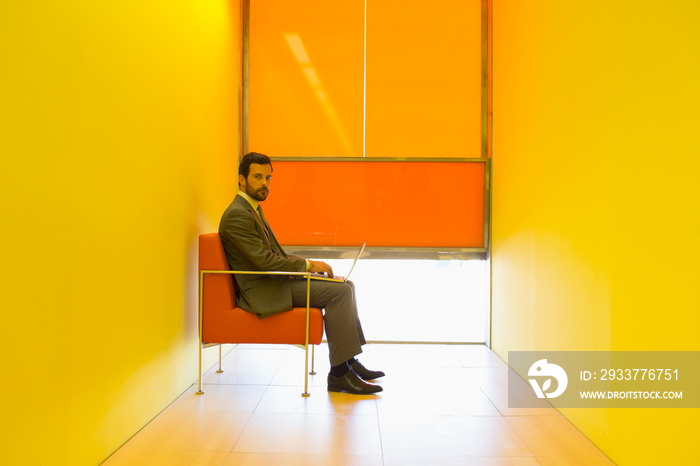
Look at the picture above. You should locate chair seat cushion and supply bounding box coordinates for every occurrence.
[203,306,324,345]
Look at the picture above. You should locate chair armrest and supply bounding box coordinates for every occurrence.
[200,270,311,278]
[198,270,313,312]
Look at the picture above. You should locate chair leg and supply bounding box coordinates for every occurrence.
[196,270,205,395]
[302,341,310,397]
[301,275,312,397]
[216,345,224,373]
[196,341,205,395]
[310,344,317,375]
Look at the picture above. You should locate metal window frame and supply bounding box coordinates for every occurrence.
[238,0,492,261]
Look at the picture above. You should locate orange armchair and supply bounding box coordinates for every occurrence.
[197,233,324,396]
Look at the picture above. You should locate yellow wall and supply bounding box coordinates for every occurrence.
[0,1,240,464]
[492,1,700,464]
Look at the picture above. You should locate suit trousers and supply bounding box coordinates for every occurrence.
[290,279,366,366]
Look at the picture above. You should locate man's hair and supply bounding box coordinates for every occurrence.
[238,152,273,180]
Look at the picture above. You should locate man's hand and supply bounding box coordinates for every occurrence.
[309,260,334,278]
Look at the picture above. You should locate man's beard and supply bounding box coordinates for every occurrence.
[246,185,268,201]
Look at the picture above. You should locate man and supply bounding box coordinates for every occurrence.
[218,152,384,395]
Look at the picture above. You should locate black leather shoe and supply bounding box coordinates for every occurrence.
[328,370,383,394]
[350,360,385,380]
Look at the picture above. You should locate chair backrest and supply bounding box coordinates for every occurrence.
[199,233,231,271]
[199,233,236,327]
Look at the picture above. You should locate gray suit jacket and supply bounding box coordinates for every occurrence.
[218,194,307,318]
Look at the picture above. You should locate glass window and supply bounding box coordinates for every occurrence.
[322,258,488,342]
[366,0,482,158]
[249,1,364,157]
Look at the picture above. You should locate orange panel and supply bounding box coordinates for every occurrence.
[249,1,483,159]
[262,160,486,248]
[366,1,482,158]
[249,1,364,157]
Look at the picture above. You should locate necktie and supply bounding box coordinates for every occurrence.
[257,205,286,257]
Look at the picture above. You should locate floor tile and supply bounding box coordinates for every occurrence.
[255,384,378,416]
[105,409,250,466]
[465,367,559,416]
[376,368,499,416]
[449,344,510,368]
[106,409,251,461]
[232,413,382,455]
[105,449,229,466]
[254,344,327,386]
[170,384,267,413]
[506,416,612,459]
[383,456,540,466]
[223,452,383,465]
[377,366,473,389]
[269,366,327,388]
[203,363,279,386]
[222,345,293,365]
[379,414,533,457]
[361,344,463,369]
[535,456,615,465]
[269,343,386,386]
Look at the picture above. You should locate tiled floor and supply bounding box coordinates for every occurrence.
[103,344,614,465]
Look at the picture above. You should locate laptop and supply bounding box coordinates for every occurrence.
[310,243,366,283]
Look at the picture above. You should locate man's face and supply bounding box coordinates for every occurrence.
[240,163,272,202]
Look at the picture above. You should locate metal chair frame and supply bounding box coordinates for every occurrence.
[197,269,318,397]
